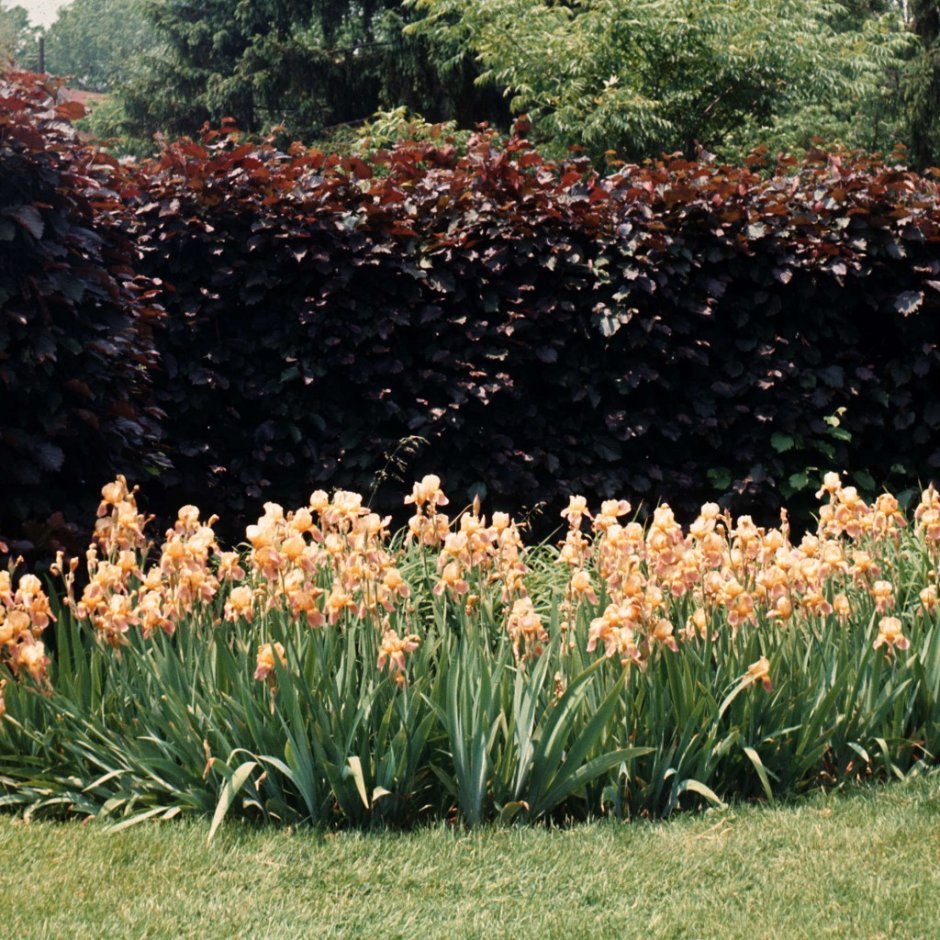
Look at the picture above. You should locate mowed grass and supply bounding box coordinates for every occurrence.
[1,775,939,940]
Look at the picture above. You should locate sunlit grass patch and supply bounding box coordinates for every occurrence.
[0,774,938,939]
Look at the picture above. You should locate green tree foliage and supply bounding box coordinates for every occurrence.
[122,0,506,139]
[906,1,940,166]
[43,0,156,92]
[825,1,940,168]
[0,2,37,66]
[32,0,938,167]
[408,0,911,162]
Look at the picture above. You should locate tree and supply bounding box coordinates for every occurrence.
[43,0,156,92]
[906,1,940,166]
[121,0,507,140]
[408,0,911,162]
[0,2,37,67]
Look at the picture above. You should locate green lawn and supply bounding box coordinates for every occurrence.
[1,775,938,940]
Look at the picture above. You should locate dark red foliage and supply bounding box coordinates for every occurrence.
[125,128,940,534]
[0,72,164,554]
[3,68,940,543]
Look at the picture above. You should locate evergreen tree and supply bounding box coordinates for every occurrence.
[123,0,506,140]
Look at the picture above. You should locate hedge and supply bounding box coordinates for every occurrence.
[127,124,940,536]
[2,71,940,545]
[0,72,164,555]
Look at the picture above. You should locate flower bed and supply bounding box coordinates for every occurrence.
[1,471,938,828]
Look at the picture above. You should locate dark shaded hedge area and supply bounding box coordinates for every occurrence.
[0,74,165,555]
[3,73,940,550]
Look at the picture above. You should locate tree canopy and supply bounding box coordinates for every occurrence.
[43,0,156,92]
[407,0,912,162]
[24,0,940,168]
[906,0,940,167]
[120,0,506,140]
[0,2,37,66]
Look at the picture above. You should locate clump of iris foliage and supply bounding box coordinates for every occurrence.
[0,472,938,834]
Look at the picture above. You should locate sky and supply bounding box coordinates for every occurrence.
[15,0,72,28]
